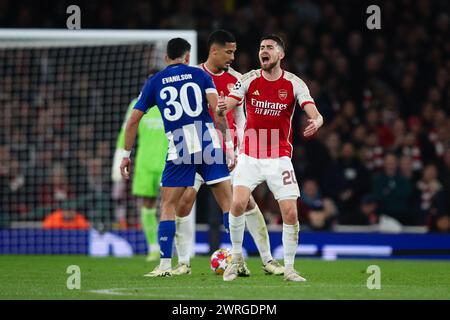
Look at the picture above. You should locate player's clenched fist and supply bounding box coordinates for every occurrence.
[120,157,131,179]
[216,96,227,116]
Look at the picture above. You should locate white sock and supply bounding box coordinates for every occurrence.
[245,206,273,264]
[160,258,172,271]
[229,213,245,260]
[175,215,193,265]
[282,222,300,273]
[149,244,160,253]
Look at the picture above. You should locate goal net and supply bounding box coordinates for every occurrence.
[0,29,197,255]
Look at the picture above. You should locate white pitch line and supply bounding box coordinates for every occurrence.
[88,287,191,298]
[88,283,311,297]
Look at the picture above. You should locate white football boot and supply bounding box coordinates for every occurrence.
[223,255,247,282]
[283,269,306,282]
[144,265,172,278]
[171,263,192,275]
[263,259,285,275]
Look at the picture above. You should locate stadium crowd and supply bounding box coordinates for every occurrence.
[0,0,449,232]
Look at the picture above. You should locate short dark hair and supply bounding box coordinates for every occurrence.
[260,34,285,52]
[207,30,236,51]
[167,38,191,60]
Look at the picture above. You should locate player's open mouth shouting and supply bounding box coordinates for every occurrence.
[260,54,270,66]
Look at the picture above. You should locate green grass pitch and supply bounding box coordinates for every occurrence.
[0,255,449,300]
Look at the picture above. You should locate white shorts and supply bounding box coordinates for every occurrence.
[233,153,300,201]
[192,170,235,192]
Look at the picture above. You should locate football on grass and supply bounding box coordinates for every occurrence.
[210,248,232,275]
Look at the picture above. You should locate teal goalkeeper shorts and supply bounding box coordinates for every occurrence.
[132,167,163,198]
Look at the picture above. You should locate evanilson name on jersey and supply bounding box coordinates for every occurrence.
[161,73,193,84]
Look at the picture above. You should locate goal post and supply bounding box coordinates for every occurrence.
[0,29,197,256]
[0,29,197,65]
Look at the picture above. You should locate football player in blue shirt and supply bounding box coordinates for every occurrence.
[120,38,234,277]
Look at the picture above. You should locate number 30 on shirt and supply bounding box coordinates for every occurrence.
[160,82,203,121]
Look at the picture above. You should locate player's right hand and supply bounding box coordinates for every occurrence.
[120,158,131,180]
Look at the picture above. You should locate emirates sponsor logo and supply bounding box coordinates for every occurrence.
[251,98,288,110]
[278,89,288,100]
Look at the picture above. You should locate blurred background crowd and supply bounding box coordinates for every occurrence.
[0,0,449,232]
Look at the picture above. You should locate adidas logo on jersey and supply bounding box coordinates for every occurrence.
[252,90,260,96]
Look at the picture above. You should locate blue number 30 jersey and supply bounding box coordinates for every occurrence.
[134,63,230,187]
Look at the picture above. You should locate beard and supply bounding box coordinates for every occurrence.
[260,60,278,71]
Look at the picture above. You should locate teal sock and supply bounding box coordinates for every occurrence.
[141,207,158,252]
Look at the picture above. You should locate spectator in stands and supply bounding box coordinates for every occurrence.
[351,124,368,151]
[307,199,337,231]
[86,157,107,193]
[430,124,450,162]
[416,164,446,225]
[76,157,113,228]
[439,150,450,214]
[429,214,450,233]
[372,153,415,225]
[341,194,380,226]
[300,179,322,208]
[5,158,28,219]
[399,155,418,182]
[391,119,407,151]
[323,132,341,164]
[38,162,73,208]
[0,147,22,225]
[398,132,423,174]
[298,179,323,225]
[323,142,371,223]
[362,131,384,173]
[333,101,360,141]
[427,150,450,233]
[407,116,436,164]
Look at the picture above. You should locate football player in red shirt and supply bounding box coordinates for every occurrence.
[219,35,323,282]
[172,30,284,277]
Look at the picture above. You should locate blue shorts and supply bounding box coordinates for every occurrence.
[161,158,230,187]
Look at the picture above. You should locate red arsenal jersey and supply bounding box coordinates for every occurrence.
[200,63,242,149]
[229,69,315,159]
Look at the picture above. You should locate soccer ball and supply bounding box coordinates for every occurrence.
[210,248,232,275]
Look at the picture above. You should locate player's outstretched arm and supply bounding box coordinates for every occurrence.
[303,103,324,137]
[120,109,144,179]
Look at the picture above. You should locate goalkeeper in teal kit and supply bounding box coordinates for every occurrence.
[112,98,168,261]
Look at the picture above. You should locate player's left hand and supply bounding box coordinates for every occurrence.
[303,118,322,137]
[217,95,227,116]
